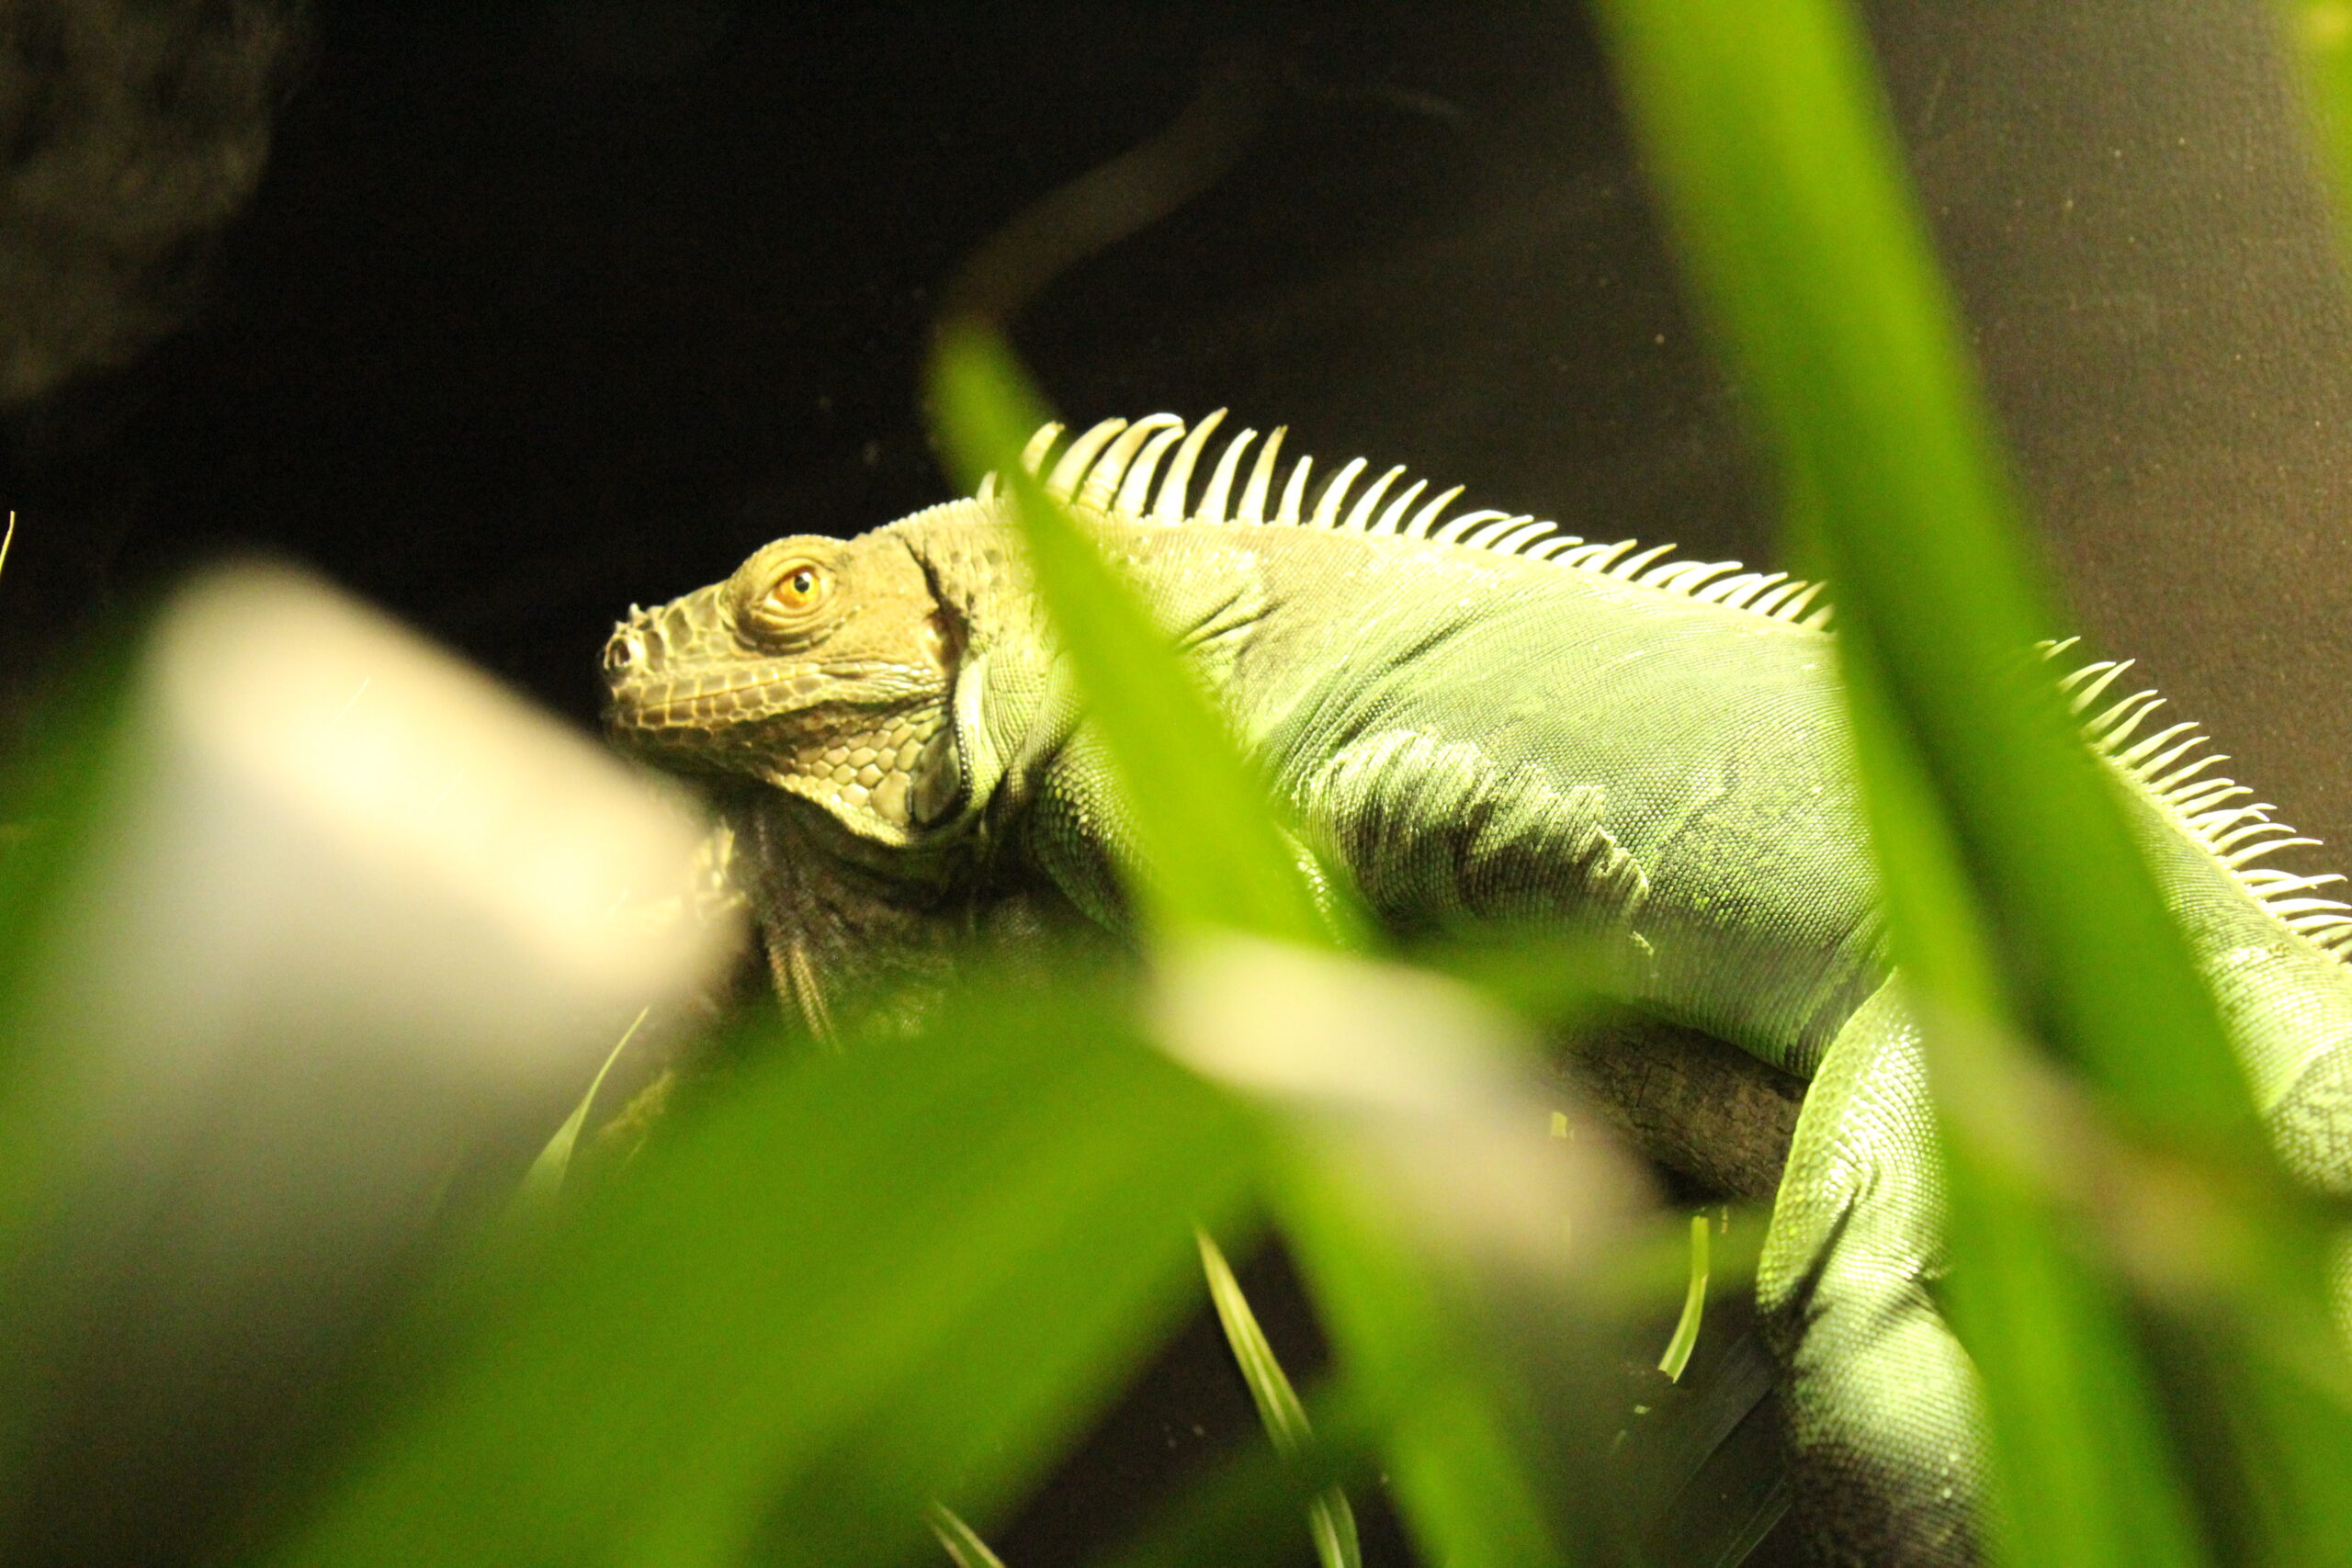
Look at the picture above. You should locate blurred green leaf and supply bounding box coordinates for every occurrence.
[2207,1342,2352,1566]
[2278,2,2352,262]
[1269,1151,1575,1568]
[1595,0,2249,1148]
[0,633,137,1112]
[277,969,1257,1568]
[1588,0,2352,1561]
[926,330,1580,1566]
[1835,623,2208,1566]
[2258,27,2352,1549]
[929,325,1337,948]
[1197,1228,1363,1568]
[0,628,143,1514]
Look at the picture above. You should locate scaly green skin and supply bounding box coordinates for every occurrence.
[605,413,2352,1567]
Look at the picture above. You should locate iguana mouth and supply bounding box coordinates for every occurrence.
[600,594,957,833]
[606,644,936,753]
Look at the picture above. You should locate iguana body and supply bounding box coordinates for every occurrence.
[604,411,2352,1566]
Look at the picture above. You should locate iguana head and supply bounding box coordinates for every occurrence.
[602,528,968,843]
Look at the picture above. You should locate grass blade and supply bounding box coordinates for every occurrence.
[1197,1229,1363,1568]
[519,1005,649,1205]
[927,1503,1011,1568]
[1655,1213,1709,1383]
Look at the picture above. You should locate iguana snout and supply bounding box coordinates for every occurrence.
[601,532,963,840]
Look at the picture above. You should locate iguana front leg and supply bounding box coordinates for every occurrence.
[728,793,970,1042]
[1758,978,1989,1567]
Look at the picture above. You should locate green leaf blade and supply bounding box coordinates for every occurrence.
[929,327,1337,949]
[928,327,1579,1568]
[279,973,1256,1568]
[1585,0,2352,1562]
[1594,0,2251,1147]
[1655,1212,1710,1383]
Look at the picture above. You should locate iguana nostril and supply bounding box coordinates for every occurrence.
[602,629,644,676]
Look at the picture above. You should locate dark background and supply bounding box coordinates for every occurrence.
[10,0,2346,853]
[4,3,2351,1564]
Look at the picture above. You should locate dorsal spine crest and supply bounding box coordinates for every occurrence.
[975,412,2352,962]
[2044,642,2352,952]
[993,411,1838,628]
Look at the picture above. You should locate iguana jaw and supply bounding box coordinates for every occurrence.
[601,536,963,842]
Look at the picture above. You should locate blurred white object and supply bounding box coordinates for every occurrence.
[72,562,728,1093]
[1152,935,1652,1276]
[6,564,738,1563]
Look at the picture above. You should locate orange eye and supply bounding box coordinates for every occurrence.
[765,563,827,614]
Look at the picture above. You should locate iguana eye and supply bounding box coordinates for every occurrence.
[763,562,830,616]
[728,542,842,646]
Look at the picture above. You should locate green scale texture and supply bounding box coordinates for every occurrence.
[604,412,2352,1568]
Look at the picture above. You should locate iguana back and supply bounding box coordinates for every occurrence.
[910,468,1886,1078]
[604,410,2352,1566]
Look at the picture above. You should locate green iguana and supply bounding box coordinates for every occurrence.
[602,410,2352,1566]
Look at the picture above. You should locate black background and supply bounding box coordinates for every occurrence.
[9,2,2352,852]
[6,3,2352,1564]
